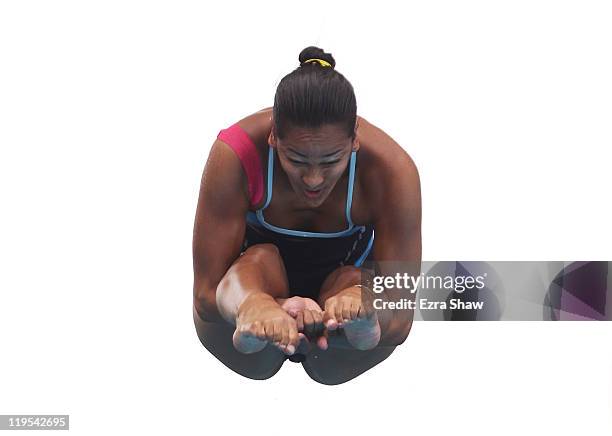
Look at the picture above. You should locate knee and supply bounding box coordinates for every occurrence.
[333,265,362,284]
[233,364,283,381]
[219,242,289,301]
[207,349,285,381]
[220,243,283,286]
[319,265,362,304]
[302,365,355,386]
[308,375,351,386]
[324,265,362,288]
[242,243,282,264]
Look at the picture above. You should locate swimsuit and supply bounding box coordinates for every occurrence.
[217,122,375,300]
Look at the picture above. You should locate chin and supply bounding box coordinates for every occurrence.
[305,193,328,207]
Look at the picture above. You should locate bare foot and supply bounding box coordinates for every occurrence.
[233,294,300,355]
[323,286,381,350]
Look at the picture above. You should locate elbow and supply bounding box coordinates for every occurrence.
[392,326,412,346]
[194,286,223,323]
[380,318,414,347]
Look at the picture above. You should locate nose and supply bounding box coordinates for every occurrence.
[302,168,324,189]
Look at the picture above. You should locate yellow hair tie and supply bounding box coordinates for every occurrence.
[303,58,332,68]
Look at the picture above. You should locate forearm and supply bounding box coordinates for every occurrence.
[372,288,414,346]
[351,268,413,346]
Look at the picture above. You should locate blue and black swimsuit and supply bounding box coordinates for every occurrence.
[218,123,374,300]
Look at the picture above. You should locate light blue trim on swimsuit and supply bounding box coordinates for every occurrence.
[260,146,274,209]
[253,147,364,238]
[354,230,375,267]
[345,151,356,228]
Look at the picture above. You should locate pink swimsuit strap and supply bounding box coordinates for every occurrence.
[217,122,264,208]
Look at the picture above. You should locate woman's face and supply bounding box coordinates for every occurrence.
[269,122,359,207]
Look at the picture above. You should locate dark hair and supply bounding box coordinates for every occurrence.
[273,46,357,140]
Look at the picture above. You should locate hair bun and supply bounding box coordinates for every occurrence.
[298,46,336,69]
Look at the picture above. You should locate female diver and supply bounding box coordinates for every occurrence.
[193,46,421,385]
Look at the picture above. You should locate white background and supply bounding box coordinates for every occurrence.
[1,0,611,435]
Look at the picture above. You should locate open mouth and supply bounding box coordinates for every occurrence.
[304,188,323,198]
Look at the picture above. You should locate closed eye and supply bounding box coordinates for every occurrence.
[288,159,340,166]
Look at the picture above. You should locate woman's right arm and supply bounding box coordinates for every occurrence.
[192,139,250,323]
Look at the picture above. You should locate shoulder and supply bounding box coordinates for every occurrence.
[216,107,273,159]
[214,108,273,208]
[235,107,274,149]
[356,116,418,175]
[355,116,421,219]
[201,138,250,216]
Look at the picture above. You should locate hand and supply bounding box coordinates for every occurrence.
[233,293,300,355]
[277,296,328,351]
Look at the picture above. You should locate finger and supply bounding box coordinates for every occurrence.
[303,310,315,337]
[312,310,325,337]
[295,312,305,332]
[302,297,322,311]
[316,329,329,350]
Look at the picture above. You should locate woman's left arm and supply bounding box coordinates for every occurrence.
[370,147,422,345]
